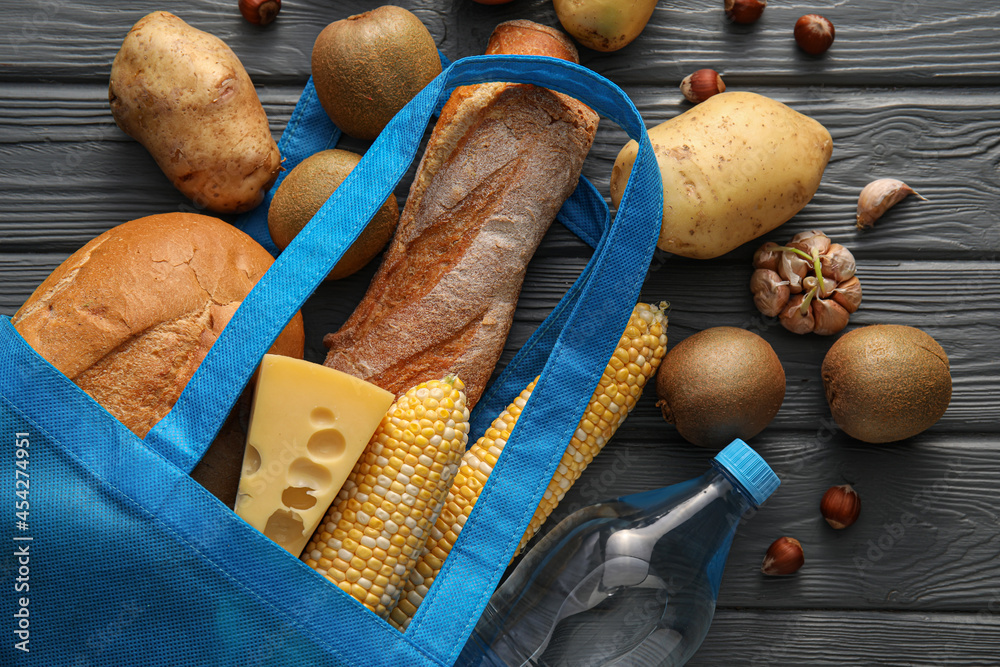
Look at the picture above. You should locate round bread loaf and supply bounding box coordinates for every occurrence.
[12,212,305,438]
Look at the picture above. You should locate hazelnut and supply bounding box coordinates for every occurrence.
[725,0,767,24]
[680,69,726,104]
[794,14,835,55]
[820,484,861,529]
[239,0,281,25]
[761,536,804,575]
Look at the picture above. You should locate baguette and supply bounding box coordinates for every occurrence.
[323,20,599,407]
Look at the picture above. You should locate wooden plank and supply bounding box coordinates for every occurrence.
[1,84,998,259]
[525,432,1000,613]
[3,254,995,433]
[6,262,996,612]
[3,0,999,660]
[689,609,1000,665]
[3,0,999,85]
[1,0,454,82]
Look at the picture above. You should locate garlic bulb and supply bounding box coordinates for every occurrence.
[750,231,862,335]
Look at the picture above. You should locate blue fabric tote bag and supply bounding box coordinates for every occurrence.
[0,54,662,666]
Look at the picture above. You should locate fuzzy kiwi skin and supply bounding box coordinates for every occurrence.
[655,327,786,449]
[822,324,951,444]
[311,6,441,141]
[268,149,398,280]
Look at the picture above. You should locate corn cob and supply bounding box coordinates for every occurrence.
[302,376,470,619]
[389,302,668,630]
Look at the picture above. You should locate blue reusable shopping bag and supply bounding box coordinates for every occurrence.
[0,55,662,666]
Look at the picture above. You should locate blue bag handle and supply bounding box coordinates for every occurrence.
[237,78,341,256]
[144,54,662,663]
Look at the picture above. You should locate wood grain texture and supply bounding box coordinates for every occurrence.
[2,0,999,662]
[690,610,1000,665]
[4,252,992,433]
[3,0,998,85]
[2,85,999,258]
[524,432,1000,612]
[307,256,998,433]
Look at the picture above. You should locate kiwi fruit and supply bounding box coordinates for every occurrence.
[822,324,951,443]
[311,6,442,140]
[655,327,785,449]
[268,149,398,280]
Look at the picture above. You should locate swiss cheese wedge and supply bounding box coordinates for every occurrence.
[235,354,394,556]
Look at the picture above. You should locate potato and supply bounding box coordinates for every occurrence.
[611,92,832,259]
[553,0,658,52]
[109,12,280,214]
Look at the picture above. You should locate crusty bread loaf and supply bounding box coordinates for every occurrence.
[13,212,304,439]
[323,20,598,407]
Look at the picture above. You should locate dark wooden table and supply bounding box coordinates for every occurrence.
[3,0,998,664]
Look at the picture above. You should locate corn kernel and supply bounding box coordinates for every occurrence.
[301,377,470,621]
[391,303,668,632]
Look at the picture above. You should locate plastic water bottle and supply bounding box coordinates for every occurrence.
[457,438,780,667]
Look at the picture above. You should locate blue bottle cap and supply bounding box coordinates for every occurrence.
[713,439,780,507]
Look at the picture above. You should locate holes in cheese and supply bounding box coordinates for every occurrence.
[287,457,333,493]
[306,428,346,459]
[281,486,318,510]
[310,407,336,426]
[244,445,262,475]
[264,509,306,547]
[235,354,395,557]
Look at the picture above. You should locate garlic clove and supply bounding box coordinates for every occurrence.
[856,178,927,229]
[780,294,815,334]
[750,268,790,318]
[819,278,836,299]
[819,243,856,282]
[778,251,810,294]
[788,230,831,257]
[753,241,783,271]
[832,275,862,313]
[811,298,850,335]
[803,275,836,300]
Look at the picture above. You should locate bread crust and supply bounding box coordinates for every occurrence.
[323,21,598,406]
[13,212,304,437]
